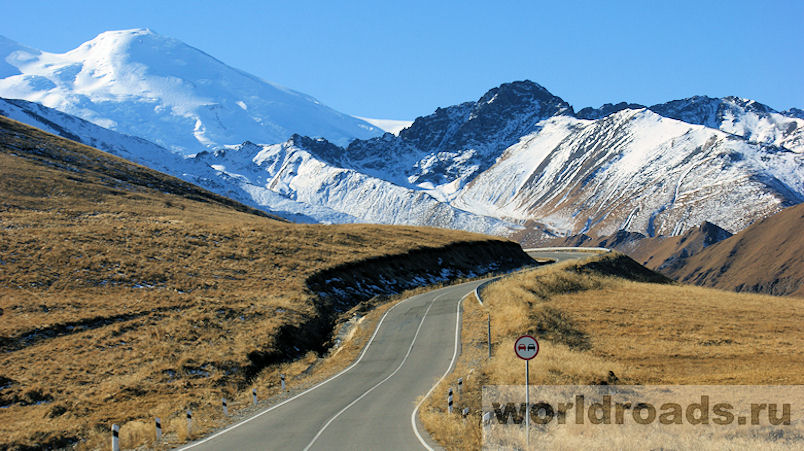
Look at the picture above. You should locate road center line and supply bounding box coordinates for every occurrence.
[302,292,445,451]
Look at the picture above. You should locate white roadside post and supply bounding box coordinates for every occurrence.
[222,397,228,416]
[111,424,120,451]
[448,388,454,414]
[186,410,192,436]
[252,388,258,405]
[514,335,539,450]
[457,377,463,398]
[281,374,286,392]
[155,417,162,442]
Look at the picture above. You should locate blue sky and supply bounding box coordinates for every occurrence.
[1,0,802,120]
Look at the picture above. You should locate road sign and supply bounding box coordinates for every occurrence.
[514,334,540,449]
[514,335,539,360]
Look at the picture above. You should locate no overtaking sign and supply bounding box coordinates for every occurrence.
[515,334,539,448]
[514,335,539,360]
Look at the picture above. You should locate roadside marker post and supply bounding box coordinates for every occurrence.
[514,335,539,450]
[186,410,192,436]
[222,398,228,416]
[462,407,470,418]
[252,388,258,405]
[281,374,286,392]
[155,417,162,442]
[111,424,119,451]
[487,314,491,359]
[448,388,454,414]
[457,377,463,398]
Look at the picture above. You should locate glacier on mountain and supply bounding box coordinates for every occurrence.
[0,29,382,154]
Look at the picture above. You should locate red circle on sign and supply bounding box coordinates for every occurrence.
[514,335,539,360]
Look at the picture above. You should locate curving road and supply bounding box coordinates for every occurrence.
[178,248,598,451]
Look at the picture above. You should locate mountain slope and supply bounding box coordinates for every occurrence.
[456,109,804,237]
[354,116,413,135]
[0,112,279,220]
[663,203,804,297]
[0,29,381,153]
[193,136,519,234]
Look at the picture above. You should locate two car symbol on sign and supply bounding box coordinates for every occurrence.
[514,335,539,360]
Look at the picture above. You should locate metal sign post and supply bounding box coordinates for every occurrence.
[514,335,539,450]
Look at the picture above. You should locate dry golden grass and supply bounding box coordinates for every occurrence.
[419,253,804,450]
[0,116,529,449]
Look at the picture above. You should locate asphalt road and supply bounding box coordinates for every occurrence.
[179,248,599,451]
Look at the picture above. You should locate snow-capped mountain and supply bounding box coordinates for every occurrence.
[454,109,803,237]
[575,102,645,120]
[340,81,573,202]
[0,29,382,154]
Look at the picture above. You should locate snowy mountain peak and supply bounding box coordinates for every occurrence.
[0,29,382,154]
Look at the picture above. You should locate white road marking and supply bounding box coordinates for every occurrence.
[302,292,445,451]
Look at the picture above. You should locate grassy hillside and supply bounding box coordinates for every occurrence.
[0,116,531,449]
[419,253,804,450]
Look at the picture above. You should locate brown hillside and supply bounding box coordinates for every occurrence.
[638,221,732,273]
[665,203,804,297]
[0,115,531,449]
